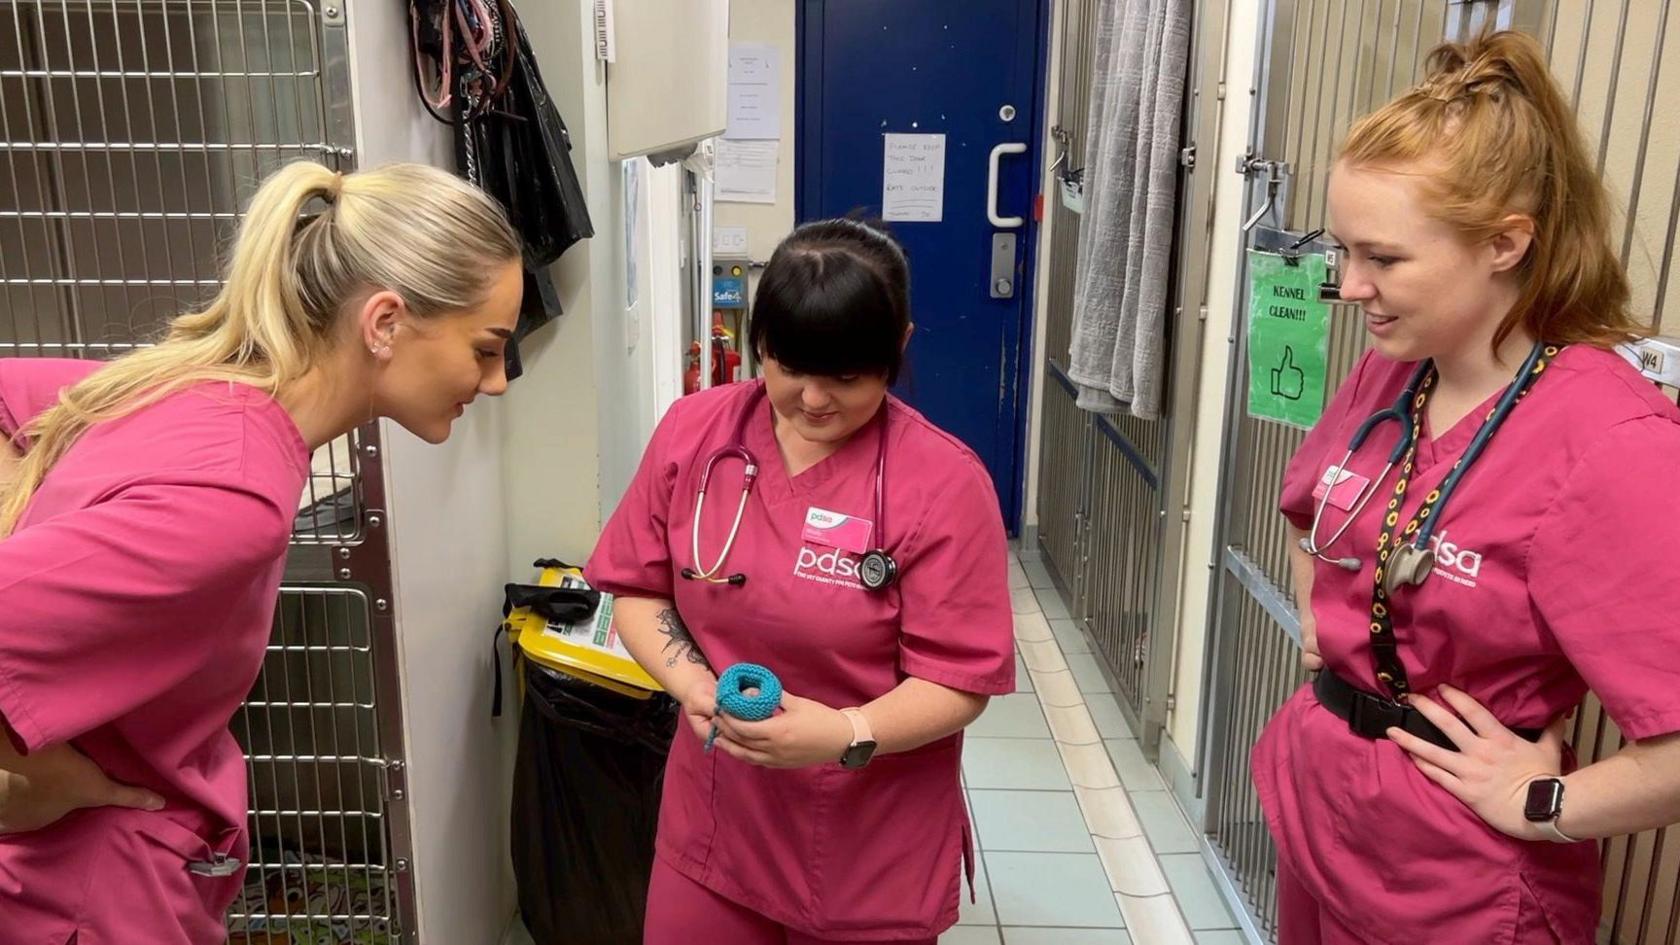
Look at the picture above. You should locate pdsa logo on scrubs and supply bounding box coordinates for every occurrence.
[1427,529,1485,588]
[794,545,866,589]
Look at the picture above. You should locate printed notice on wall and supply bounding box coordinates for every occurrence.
[726,43,781,140]
[882,133,946,223]
[716,139,778,204]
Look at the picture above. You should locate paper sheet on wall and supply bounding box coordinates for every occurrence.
[715,139,778,204]
[882,133,947,222]
[726,43,781,140]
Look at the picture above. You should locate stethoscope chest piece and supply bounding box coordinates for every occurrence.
[1382,542,1434,594]
[858,550,899,591]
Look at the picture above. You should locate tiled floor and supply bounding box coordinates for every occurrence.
[946,554,1241,944]
[507,552,1244,945]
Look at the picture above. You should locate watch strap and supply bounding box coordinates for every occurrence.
[1534,815,1579,844]
[840,707,874,747]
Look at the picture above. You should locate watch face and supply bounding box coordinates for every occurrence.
[1524,778,1564,822]
[841,740,878,769]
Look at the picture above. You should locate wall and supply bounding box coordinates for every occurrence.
[713,0,799,286]
[346,2,516,943]
[1167,0,1259,757]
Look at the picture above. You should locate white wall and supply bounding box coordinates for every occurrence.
[713,0,799,292]
[501,2,687,561]
[1167,0,1260,755]
[346,3,515,944]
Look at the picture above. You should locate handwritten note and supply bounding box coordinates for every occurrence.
[882,133,946,223]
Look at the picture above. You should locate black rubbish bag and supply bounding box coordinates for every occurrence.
[511,660,677,945]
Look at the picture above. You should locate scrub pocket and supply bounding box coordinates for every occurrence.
[805,739,965,938]
[70,808,244,945]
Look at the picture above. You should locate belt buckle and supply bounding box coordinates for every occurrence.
[187,853,243,878]
[1346,691,1406,738]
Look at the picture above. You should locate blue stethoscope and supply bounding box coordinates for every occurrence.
[680,384,899,592]
[1299,341,1548,590]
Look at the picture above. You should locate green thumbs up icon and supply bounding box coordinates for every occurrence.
[1270,345,1305,401]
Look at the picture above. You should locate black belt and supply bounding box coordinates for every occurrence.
[1313,671,1544,752]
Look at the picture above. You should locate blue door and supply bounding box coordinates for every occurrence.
[797,0,1049,533]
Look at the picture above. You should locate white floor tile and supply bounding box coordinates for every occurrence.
[964,737,1074,791]
[969,694,1052,738]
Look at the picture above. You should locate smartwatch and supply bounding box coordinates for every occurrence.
[839,708,878,769]
[1523,777,1579,843]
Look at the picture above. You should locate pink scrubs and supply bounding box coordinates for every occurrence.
[1255,345,1680,944]
[0,358,308,944]
[585,380,1014,942]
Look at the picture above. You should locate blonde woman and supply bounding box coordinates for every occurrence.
[0,160,523,944]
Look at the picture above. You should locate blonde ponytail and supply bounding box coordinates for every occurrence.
[0,160,519,536]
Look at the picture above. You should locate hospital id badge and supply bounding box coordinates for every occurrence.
[803,507,874,554]
[1313,466,1370,512]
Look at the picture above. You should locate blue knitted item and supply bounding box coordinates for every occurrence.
[704,662,783,753]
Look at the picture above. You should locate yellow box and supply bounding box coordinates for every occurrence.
[508,564,663,700]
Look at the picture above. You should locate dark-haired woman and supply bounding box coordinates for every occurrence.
[585,219,1015,944]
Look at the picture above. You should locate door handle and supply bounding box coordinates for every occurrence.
[987,142,1028,228]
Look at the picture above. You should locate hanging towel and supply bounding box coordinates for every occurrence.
[1068,0,1192,420]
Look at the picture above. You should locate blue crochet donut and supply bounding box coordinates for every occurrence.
[705,662,783,752]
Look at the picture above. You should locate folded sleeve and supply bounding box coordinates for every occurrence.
[584,398,689,600]
[895,458,1015,695]
[1528,415,1680,741]
[0,358,101,448]
[0,476,292,751]
[1280,349,1380,529]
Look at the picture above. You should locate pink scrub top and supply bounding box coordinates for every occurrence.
[0,358,308,945]
[1254,345,1680,944]
[585,380,1014,941]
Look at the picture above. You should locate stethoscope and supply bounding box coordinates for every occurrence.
[680,385,900,592]
[1299,341,1549,592]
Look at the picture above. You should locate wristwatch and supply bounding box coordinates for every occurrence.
[838,708,878,769]
[1523,777,1579,843]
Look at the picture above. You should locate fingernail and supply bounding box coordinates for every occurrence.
[146,797,165,811]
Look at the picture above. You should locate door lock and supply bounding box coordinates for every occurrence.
[990,233,1017,299]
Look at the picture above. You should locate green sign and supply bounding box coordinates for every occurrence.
[1246,249,1331,429]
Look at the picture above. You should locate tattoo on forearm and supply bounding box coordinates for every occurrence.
[656,608,709,669]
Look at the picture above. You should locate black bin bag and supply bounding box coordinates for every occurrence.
[511,660,677,945]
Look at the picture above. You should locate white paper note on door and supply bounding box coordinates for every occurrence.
[882,133,947,223]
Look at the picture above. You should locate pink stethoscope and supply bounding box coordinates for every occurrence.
[681,385,898,592]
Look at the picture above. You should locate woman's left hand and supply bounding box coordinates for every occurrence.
[1387,685,1568,841]
[710,693,854,769]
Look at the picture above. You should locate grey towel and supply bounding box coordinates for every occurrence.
[1068,0,1192,420]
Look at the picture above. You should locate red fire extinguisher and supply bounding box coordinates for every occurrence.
[683,341,702,395]
[710,313,742,386]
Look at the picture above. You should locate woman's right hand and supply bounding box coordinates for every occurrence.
[1300,614,1324,671]
[675,676,718,744]
[0,741,164,835]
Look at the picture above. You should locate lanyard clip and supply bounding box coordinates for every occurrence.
[187,854,243,878]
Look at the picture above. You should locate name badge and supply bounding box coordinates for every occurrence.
[803,507,874,554]
[1312,466,1370,512]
